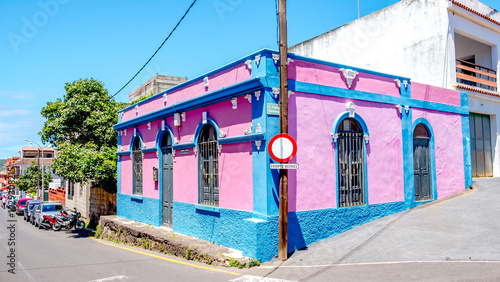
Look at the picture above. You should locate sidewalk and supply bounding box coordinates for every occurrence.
[264,177,500,267]
[98,177,500,268]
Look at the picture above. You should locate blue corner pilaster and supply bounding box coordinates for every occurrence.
[402,106,414,207]
[460,91,472,188]
[117,134,122,194]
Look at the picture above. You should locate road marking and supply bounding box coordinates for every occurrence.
[230,275,296,282]
[88,275,129,281]
[92,237,240,276]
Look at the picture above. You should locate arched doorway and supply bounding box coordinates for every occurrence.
[161,132,174,226]
[413,124,432,201]
[337,118,365,207]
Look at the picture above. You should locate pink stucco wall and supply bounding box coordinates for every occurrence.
[120,63,251,123]
[412,108,465,198]
[411,82,462,106]
[288,93,404,212]
[119,97,254,212]
[289,60,401,97]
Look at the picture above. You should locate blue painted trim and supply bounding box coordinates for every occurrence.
[129,132,144,154]
[193,117,222,145]
[410,118,438,202]
[460,91,469,107]
[142,147,157,153]
[462,114,473,189]
[332,113,370,207]
[129,194,144,201]
[289,81,469,115]
[117,152,122,194]
[115,77,265,130]
[195,204,220,214]
[172,143,196,150]
[155,124,175,151]
[116,151,130,156]
[218,133,265,145]
[402,109,414,206]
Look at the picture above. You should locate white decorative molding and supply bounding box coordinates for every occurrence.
[218,145,223,154]
[231,97,238,109]
[190,137,194,143]
[124,129,127,136]
[395,79,401,88]
[364,134,369,144]
[193,147,197,155]
[244,126,252,135]
[255,123,262,134]
[135,105,138,114]
[255,54,261,66]
[245,60,252,69]
[396,104,403,114]
[255,90,261,101]
[403,80,408,89]
[272,53,279,64]
[161,120,165,131]
[203,77,209,87]
[287,58,294,65]
[346,102,356,118]
[163,93,167,104]
[272,88,280,99]
[134,128,137,137]
[202,111,208,124]
[255,140,262,150]
[244,94,252,103]
[143,143,146,149]
[118,145,122,152]
[404,105,410,114]
[288,90,294,98]
[339,68,359,89]
[332,133,339,143]
[174,137,179,144]
[181,112,186,121]
[156,151,159,158]
[174,113,181,127]
[219,130,226,138]
[147,122,151,130]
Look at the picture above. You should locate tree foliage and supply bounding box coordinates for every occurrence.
[16,162,53,194]
[40,78,123,193]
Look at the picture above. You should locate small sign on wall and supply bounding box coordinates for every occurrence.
[267,103,280,116]
[181,149,190,155]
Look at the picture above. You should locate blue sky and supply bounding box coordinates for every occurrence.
[1,0,499,159]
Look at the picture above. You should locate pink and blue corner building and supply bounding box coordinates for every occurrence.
[114,49,472,262]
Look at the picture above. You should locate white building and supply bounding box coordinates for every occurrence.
[290,0,500,177]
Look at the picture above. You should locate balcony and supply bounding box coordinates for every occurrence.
[456,59,497,92]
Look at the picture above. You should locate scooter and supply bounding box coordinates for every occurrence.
[53,209,85,231]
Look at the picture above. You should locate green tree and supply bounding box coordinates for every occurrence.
[40,78,123,193]
[16,162,53,194]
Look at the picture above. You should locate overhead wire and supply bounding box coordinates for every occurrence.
[111,0,198,99]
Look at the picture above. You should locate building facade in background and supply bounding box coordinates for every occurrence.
[290,0,500,178]
[114,49,472,261]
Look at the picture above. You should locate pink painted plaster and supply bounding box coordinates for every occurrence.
[411,82,461,106]
[412,109,465,198]
[288,93,404,212]
[289,60,401,97]
[120,64,251,122]
[120,155,132,195]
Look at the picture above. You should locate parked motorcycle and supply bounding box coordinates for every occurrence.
[53,209,85,231]
[39,214,60,230]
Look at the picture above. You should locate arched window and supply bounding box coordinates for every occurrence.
[198,125,219,206]
[132,138,143,195]
[337,118,365,207]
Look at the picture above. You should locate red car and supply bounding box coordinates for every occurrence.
[16,198,33,215]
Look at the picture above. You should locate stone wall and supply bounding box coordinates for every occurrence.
[89,187,116,225]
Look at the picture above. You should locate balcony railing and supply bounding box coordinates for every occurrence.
[456,59,497,92]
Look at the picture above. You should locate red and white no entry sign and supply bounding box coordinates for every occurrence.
[269,134,297,163]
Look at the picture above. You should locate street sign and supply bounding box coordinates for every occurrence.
[270,163,299,169]
[267,103,280,116]
[268,134,297,163]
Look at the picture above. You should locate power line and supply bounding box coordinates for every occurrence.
[111,0,198,99]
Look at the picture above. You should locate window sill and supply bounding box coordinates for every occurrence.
[195,204,220,214]
[130,194,144,202]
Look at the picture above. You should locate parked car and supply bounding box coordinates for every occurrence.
[30,202,43,225]
[24,200,42,221]
[16,198,33,215]
[34,202,65,228]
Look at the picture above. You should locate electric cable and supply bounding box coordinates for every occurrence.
[111,0,198,99]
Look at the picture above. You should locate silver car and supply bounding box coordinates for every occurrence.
[34,202,65,228]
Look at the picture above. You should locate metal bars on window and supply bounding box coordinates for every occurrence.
[337,132,365,207]
[198,126,219,206]
[133,138,143,195]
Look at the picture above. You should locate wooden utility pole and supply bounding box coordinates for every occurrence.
[278,0,288,261]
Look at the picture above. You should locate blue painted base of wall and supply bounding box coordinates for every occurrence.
[117,193,160,226]
[172,201,408,262]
